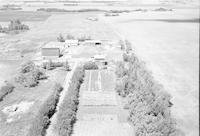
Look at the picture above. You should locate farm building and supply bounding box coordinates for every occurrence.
[65,40,79,47]
[83,40,102,46]
[41,42,65,59]
[93,54,108,68]
[94,54,105,61]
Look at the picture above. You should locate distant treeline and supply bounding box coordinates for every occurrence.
[37,8,105,12]
[0,19,29,34]
[37,8,131,13]
[0,4,22,11]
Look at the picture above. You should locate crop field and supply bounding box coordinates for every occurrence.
[101,8,199,136]
[0,68,67,136]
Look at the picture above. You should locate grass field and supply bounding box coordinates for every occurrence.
[101,8,199,136]
[0,60,22,87]
[0,68,67,136]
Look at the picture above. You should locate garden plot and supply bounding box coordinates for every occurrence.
[82,114,118,122]
[101,70,115,92]
[72,121,134,136]
[81,91,117,106]
[82,70,116,92]
[80,70,117,105]
[73,69,134,136]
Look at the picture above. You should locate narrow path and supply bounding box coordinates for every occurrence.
[88,70,92,92]
[97,70,102,92]
[45,61,78,136]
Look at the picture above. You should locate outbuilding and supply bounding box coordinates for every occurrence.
[93,54,107,68]
[41,42,65,59]
[83,40,102,46]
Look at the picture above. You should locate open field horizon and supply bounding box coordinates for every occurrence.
[101,8,199,136]
[0,2,199,136]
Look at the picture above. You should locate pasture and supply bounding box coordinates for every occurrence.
[101,8,199,136]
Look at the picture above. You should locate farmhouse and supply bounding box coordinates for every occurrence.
[83,40,102,46]
[65,39,79,47]
[41,42,65,59]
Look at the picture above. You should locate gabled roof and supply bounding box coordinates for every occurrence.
[84,40,101,43]
[65,40,78,44]
[94,54,106,60]
[42,42,65,48]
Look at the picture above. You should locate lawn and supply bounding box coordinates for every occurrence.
[0,60,22,87]
[0,68,67,136]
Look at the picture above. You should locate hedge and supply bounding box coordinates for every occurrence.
[28,83,63,136]
[0,82,15,102]
[15,61,46,87]
[115,53,183,136]
[83,61,98,70]
[54,66,85,136]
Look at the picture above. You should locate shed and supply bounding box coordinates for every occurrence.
[94,54,105,61]
[83,40,102,46]
[41,42,65,58]
[93,54,107,68]
[65,40,78,47]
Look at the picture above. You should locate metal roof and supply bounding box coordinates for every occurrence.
[84,40,102,43]
[65,40,78,44]
[94,54,106,60]
[42,42,65,48]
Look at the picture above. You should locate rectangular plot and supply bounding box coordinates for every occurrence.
[82,114,118,122]
[101,70,115,92]
[81,92,117,106]
[90,70,98,92]
[79,70,89,91]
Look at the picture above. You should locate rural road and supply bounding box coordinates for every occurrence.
[45,60,78,136]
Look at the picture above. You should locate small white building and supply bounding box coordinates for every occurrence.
[65,40,79,47]
[86,17,98,21]
[83,40,102,46]
[94,54,105,61]
[93,54,108,68]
